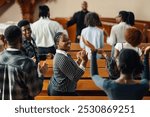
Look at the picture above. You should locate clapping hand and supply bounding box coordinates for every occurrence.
[38,61,48,75]
[144,46,150,55]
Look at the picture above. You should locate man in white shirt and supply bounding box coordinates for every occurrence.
[31,5,67,55]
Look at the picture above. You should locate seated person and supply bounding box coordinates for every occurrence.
[18,19,53,65]
[48,32,88,96]
[82,39,150,100]
[114,27,143,59]
[0,25,48,100]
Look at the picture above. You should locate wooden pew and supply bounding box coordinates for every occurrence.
[42,80,100,92]
[52,17,76,42]
[39,79,102,96]
[35,95,150,100]
[43,68,109,78]
[41,59,107,68]
[52,17,150,43]
[146,29,150,43]
[70,43,112,52]
[35,96,108,100]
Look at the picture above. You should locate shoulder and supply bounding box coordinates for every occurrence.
[50,20,61,26]
[115,43,123,50]
[54,53,68,62]
[75,11,82,14]
[112,24,119,30]
[96,27,104,33]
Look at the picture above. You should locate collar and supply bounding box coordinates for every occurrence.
[39,17,50,20]
[119,22,127,25]
[56,49,68,57]
[6,48,20,51]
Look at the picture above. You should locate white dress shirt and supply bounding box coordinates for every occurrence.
[31,17,67,48]
[107,22,130,46]
[115,43,142,56]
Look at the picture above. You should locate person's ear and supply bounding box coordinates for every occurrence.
[4,39,8,49]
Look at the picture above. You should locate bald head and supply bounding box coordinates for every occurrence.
[81,1,88,11]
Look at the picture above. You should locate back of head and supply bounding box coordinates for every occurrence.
[84,12,102,27]
[4,25,22,45]
[54,32,64,48]
[119,49,143,75]
[17,19,30,28]
[125,27,143,47]
[126,12,135,26]
[118,11,128,22]
[39,5,49,18]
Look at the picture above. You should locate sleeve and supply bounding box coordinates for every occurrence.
[138,48,142,56]
[30,24,36,40]
[24,59,43,97]
[57,56,84,82]
[66,12,77,27]
[107,26,117,46]
[91,51,98,76]
[55,22,69,37]
[79,31,85,49]
[92,75,107,89]
[99,30,104,48]
[142,54,149,80]
[115,43,121,51]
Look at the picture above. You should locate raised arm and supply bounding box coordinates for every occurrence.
[142,46,150,80]
[66,13,77,27]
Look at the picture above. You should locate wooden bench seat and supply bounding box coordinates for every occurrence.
[70,43,112,52]
[35,96,108,100]
[42,79,100,92]
[40,79,150,96]
[43,68,109,78]
[41,59,107,68]
[146,29,150,43]
[35,95,150,100]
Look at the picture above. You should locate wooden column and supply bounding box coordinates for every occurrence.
[17,0,55,22]
[17,0,36,22]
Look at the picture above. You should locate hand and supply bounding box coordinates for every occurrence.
[47,53,53,59]
[81,36,96,52]
[80,50,88,62]
[77,35,81,40]
[38,61,48,75]
[144,46,150,55]
[31,56,36,63]
[76,51,81,59]
[97,49,107,58]
[76,51,82,65]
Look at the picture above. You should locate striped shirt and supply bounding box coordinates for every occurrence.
[0,49,43,100]
[22,38,40,64]
[50,50,84,92]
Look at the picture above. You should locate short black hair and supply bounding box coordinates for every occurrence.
[39,5,49,18]
[126,12,135,26]
[118,11,128,22]
[54,32,63,48]
[17,19,30,28]
[118,11,135,26]
[84,12,102,27]
[4,25,22,45]
[119,49,143,75]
